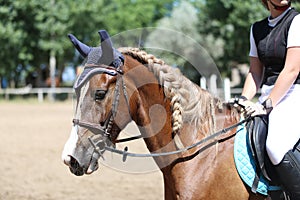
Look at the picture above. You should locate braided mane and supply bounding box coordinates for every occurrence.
[119,47,222,136]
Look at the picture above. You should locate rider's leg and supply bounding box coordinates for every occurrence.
[274,145,300,200]
[264,85,300,200]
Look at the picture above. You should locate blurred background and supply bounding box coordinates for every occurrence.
[1,0,300,102]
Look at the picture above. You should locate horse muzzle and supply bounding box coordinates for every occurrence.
[62,125,103,176]
[63,151,100,176]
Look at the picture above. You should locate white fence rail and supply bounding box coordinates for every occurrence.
[0,87,74,102]
[200,76,244,101]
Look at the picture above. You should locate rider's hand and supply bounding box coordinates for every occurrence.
[238,100,267,117]
[229,96,273,118]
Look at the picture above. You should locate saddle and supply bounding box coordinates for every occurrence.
[246,115,281,193]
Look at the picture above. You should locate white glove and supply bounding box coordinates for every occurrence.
[229,96,270,118]
[237,100,267,117]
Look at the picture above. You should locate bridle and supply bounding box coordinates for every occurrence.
[72,62,136,151]
[72,62,251,163]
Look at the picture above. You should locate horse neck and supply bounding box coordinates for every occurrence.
[122,55,241,165]
[215,102,240,130]
[123,57,174,153]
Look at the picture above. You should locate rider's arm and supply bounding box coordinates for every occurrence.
[267,47,300,107]
[241,56,264,100]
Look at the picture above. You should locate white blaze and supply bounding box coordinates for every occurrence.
[62,82,90,163]
[62,125,79,162]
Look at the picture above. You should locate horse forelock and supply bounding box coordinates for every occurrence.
[119,47,223,136]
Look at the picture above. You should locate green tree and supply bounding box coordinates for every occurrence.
[145,1,223,83]
[2,0,298,88]
[0,0,39,85]
[63,0,174,63]
[0,0,173,87]
[196,0,268,76]
[101,0,174,35]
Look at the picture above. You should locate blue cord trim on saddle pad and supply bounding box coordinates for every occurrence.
[234,123,281,196]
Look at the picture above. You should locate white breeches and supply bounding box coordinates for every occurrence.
[258,84,300,165]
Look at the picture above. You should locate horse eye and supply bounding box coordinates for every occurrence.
[94,90,107,101]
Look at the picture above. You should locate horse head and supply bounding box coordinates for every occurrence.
[62,30,131,176]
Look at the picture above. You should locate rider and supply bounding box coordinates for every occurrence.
[236,0,300,199]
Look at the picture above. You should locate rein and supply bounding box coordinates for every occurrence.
[100,117,250,162]
[73,64,251,163]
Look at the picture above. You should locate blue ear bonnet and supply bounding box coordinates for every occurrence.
[68,30,124,68]
[68,30,124,93]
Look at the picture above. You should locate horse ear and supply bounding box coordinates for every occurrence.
[68,34,91,58]
[98,30,114,66]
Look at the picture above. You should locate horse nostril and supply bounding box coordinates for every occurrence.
[70,156,80,168]
[68,156,84,176]
[63,155,71,166]
[63,155,82,172]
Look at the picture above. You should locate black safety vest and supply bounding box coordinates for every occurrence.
[252,8,300,86]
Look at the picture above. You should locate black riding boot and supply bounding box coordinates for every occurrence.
[274,144,300,200]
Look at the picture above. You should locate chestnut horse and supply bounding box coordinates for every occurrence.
[62,30,267,200]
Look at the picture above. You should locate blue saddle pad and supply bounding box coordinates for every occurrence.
[234,123,280,196]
